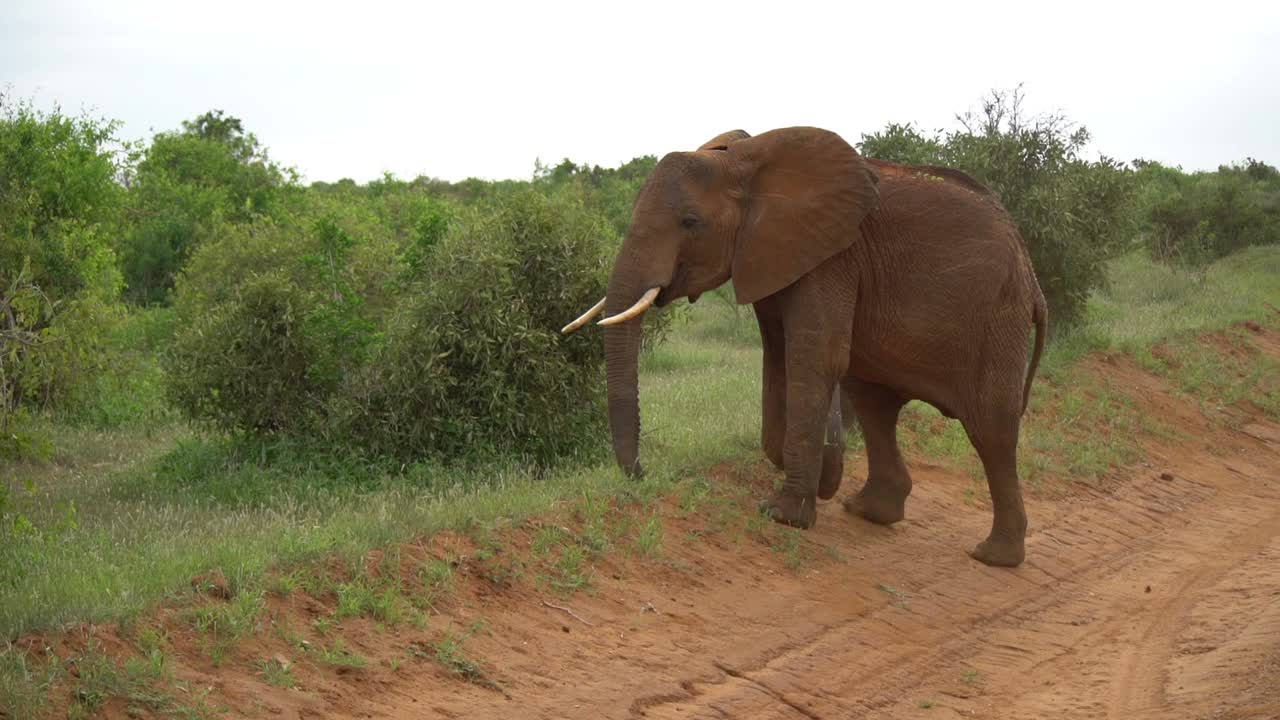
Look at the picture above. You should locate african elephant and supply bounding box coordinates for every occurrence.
[562,127,1047,567]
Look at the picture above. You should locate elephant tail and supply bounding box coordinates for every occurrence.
[1021,294,1048,416]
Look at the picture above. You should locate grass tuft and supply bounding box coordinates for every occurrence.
[254,657,296,688]
[411,622,502,692]
[313,638,365,669]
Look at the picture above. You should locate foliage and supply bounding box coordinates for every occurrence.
[165,204,399,435]
[167,271,329,433]
[68,306,178,430]
[304,173,460,286]
[338,191,612,462]
[0,96,128,450]
[854,123,946,166]
[859,87,1137,329]
[167,190,615,463]
[533,155,658,239]
[1134,158,1280,266]
[120,110,295,304]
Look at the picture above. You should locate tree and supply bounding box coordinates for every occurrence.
[860,87,1136,329]
[1135,157,1280,265]
[0,95,128,453]
[120,110,294,303]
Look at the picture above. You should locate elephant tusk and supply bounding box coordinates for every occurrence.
[561,297,608,334]
[598,287,661,327]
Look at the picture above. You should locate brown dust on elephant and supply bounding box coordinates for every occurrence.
[562,127,1047,567]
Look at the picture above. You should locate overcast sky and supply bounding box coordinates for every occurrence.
[5,0,1279,183]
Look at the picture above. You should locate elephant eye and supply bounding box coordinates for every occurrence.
[680,215,698,230]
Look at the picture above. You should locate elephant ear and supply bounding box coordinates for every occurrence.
[698,129,751,152]
[728,127,880,305]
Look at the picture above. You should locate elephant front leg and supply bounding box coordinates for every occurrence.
[762,324,846,529]
[757,308,843,496]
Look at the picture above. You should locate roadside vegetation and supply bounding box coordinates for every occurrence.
[2,87,1279,716]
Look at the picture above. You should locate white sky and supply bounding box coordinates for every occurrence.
[5,0,1279,183]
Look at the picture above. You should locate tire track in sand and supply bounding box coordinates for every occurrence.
[636,422,1280,719]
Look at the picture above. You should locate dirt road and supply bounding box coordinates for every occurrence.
[264,358,1271,720]
[134,352,1280,720]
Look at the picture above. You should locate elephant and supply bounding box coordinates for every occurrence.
[561,126,1047,567]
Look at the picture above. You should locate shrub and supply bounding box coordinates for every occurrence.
[533,155,658,239]
[167,272,328,432]
[854,123,946,166]
[859,87,1137,330]
[1137,158,1280,266]
[120,111,295,304]
[0,96,128,442]
[166,206,399,435]
[66,306,177,429]
[167,189,620,464]
[339,191,612,462]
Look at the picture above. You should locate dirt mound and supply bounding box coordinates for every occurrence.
[13,329,1280,720]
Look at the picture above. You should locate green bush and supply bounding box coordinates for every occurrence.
[859,87,1137,330]
[167,272,316,432]
[1136,158,1280,266]
[0,97,129,444]
[166,204,399,435]
[307,174,459,286]
[120,111,295,304]
[167,189,620,464]
[338,191,612,462]
[64,307,176,429]
[533,155,657,239]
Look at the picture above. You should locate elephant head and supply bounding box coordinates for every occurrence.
[562,127,881,478]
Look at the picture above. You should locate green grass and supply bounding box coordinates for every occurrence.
[532,524,571,556]
[877,583,911,608]
[183,591,264,665]
[335,581,407,625]
[632,513,665,558]
[11,635,220,720]
[67,642,168,717]
[548,543,593,595]
[312,638,365,669]
[0,645,63,720]
[1043,247,1280,371]
[253,658,295,689]
[415,556,455,611]
[311,617,334,636]
[769,527,811,572]
[1140,328,1280,421]
[412,622,500,691]
[576,497,612,556]
[2,247,1278,649]
[0,299,760,640]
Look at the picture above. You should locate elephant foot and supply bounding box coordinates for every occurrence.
[759,492,817,530]
[842,486,907,525]
[968,535,1025,567]
[765,449,785,472]
[818,445,843,500]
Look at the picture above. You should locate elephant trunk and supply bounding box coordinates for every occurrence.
[603,276,650,478]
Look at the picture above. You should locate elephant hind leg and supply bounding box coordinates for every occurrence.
[962,407,1027,567]
[842,380,911,525]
